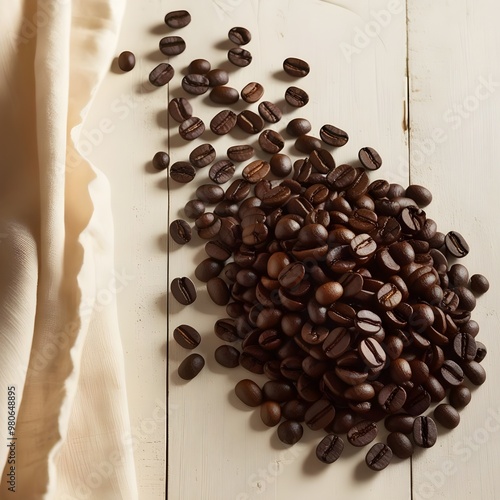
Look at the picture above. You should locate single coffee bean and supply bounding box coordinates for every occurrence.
[347,420,378,447]
[462,360,486,385]
[385,414,415,434]
[228,26,252,45]
[261,401,281,427]
[320,124,349,147]
[285,86,309,107]
[295,135,322,154]
[387,432,413,459]
[237,110,265,134]
[210,109,237,135]
[179,117,205,140]
[390,358,412,384]
[452,332,477,362]
[259,129,285,154]
[434,404,460,429]
[315,281,343,306]
[170,277,196,305]
[258,101,283,123]
[189,143,215,168]
[287,118,312,137]
[182,74,210,95]
[225,179,251,203]
[277,420,303,445]
[214,318,238,342]
[355,309,382,335]
[445,231,469,257]
[228,47,252,67]
[405,184,433,207]
[449,385,471,409]
[184,199,205,219]
[149,63,174,86]
[358,147,382,170]
[309,149,335,173]
[168,97,192,123]
[475,341,487,363]
[316,434,344,464]
[470,274,489,294]
[195,213,221,239]
[227,145,255,162]
[440,359,464,386]
[152,151,170,171]
[378,384,406,413]
[241,82,264,103]
[159,36,186,56]
[188,58,211,74]
[283,57,310,77]
[359,338,386,369]
[344,383,375,402]
[178,353,204,380]
[413,415,438,448]
[262,381,296,402]
[165,10,191,29]
[170,161,196,183]
[365,443,392,471]
[242,160,270,183]
[195,184,224,204]
[206,68,229,87]
[170,219,192,244]
[210,86,239,105]
[118,51,135,71]
[268,154,291,178]
[209,160,235,184]
[304,399,336,430]
[214,345,240,368]
[207,277,230,306]
[376,282,402,310]
[235,379,262,406]
[173,325,201,349]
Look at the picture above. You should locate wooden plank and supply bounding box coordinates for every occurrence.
[407,1,500,499]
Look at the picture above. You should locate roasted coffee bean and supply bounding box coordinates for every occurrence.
[228,26,252,45]
[241,82,264,103]
[287,118,312,137]
[328,164,356,190]
[210,110,237,135]
[118,51,135,71]
[228,47,252,67]
[295,135,322,154]
[347,420,378,447]
[350,233,377,257]
[258,101,283,123]
[378,384,406,413]
[149,63,174,86]
[237,110,265,134]
[344,383,375,402]
[209,160,235,184]
[235,379,262,406]
[261,401,281,427]
[385,414,415,434]
[387,432,413,459]
[316,434,344,464]
[283,57,310,77]
[227,145,255,162]
[170,277,197,305]
[304,399,336,430]
[262,381,296,402]
[359,338,386,369]
[159,36,186,56]
[242,160,270,183]
[179,117,205,140]
[168,97,192,123]
[278,420,303,445]
[448,263,469,286]
[452,332,477,362]
[189,143,216,168]
[170,161,196,183]
[285,86,309,107]
[320,124,349,147]
[214,345,240,368]
[449,385,471,409]
[184,199,205,219]
[195,184,224,204]
[434,404,460,429]
[470,274,489,294]
[355,309,382,335]
[152,151,170,171]
[195,258,223,282]
[214,318,238,342]
[440,359,464,386]
[209,86,239,105]
[225,179,251,202]
[405,184,432,207]
[188,58,211,74]
[207,68,229,87]
[445,231,469,257]
[182,74,210,95]
[309,149,335,173]
[170,219,192,244]
[207,277,230,306]
[173,325,201,349]
[270,154,293,177]
[165,10,191,28]
[376,282,402,310]
[475,341,487,363]
[178,353,204,380]
[259,129,285,154]
[314,281,342,305]
[413,416,438,448]
[195,213,221,239]
[365,443,392,471]
[358,147,382,170]
[463,361,486,385]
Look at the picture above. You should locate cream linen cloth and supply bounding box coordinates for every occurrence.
[0,0,139,498]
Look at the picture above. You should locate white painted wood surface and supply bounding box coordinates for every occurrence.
[82,0,500,498]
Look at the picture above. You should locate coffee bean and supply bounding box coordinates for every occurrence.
[170,161,196,183]
[241,82,264,103]
[257,101,283,123]
[434,404,460,429]
[470,274,489,294]
[179,117,205,140]
[159,36,186,56]
[210,86,239,105]
[182,74,210,95]
[287,118,312,137]
[207,277,230,306]
[235,379,262,406]
[209,160,235,184]
[165,10,191,29]
[195,258,223,282]
[170,277,197,305]
[214,318,238,342]
[358,147,382,170]
[184,200,205,219]
[344,383,375,402]
[440,359,464,386]
[227,145,255,162]
[214,345,240,368]
[149,63,174,86]
[285,86,309,107]
[453,332,477,362]
[449,385,471,408]
[390,358,412,384]
[463,360,486,385]
[320,124,349,147]
[242,160,270,183]
[295,135,322,154]
[270,154,292,177]
[168,97,192,123]
[355,309,382,335]
[173,325,201,349]
[259,129,285,154]
[359,338,386,369]
[283,57,310,77]
[189,144,216,168]
[350,233,377,258]
[445,231,469,257]
[475,341,487,363]
[315,281,343,305]
[118,51,135,71]
[309,149,335,174]
[405,184,433,207]
[316,434,344,463]
[210,110,237,135]
[170,219,192,244]
[237,110,265,134]
[188,58,211,74]
[365,443,392,471]
[304,399,336,430]
[385,414,415,434]
[347,420,378,447]
[278,420,303,445]
[228,26,252,45]
[378,383,406,413]
[178,353,204,380]
[228,47,252,67]
[195,185,224,204]
[413,415,438,448]
[376,282,402,310]
[206,68,229,87]
[195,213,221,239]
[261,401,281,427]
[152,151,170,171]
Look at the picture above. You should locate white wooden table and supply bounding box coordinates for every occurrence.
[84,0,500,498]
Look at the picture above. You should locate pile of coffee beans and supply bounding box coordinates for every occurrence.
[132,9,490,471]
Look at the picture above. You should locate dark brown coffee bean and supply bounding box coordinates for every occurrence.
[227,145,255,162]
[453,332,477,362]
[189,143,215,168]
[258,101,283,123]
[242,160,270,183]
[376,282,402,310]
[228,47,252,67]
[214,318,238,342]
[316,434,344,464]
[149,63,174,86]
[195,258,223,282]
[359,338,386,369]
[445,231,469,257]
[170,277,197,305]
[164,10,191,29]
[440,359,464,386]
[344,383,375,402]
[237,110,265,134]
[208,160,235,185]
[278,420,303,445]
[320,124,349,147]
[475,341,487,363]
[309,149,335,174]
[195,213,221,239]
[184,199,205,219]
[283,57,310,77]
[262,381,295,402]
[152,151,170,171]
[405,184,432,207]
[195,184,224,204]
[182,74,209,95]
[118,51,135,71]
[209,86,239,105]
[260,401,281,427]
[327,164,356,189]
[304,399,335,430]
[295,135,322,154]
[259,129,285,154]
[170,219,191,244]
[168,97,192,123]
[378,384,406,413]
[355,309,382,335]
[413,416,438,448]
[449,385,471,408]
[228,26,251,45]
[179,117,205,140]
[235,379,262,406]
[463,361,486,385]
[469,273,489,294]
[178,353,204,380]
[210,110,237,135]
[241,81,264,103]
[347,420,378,447]
[225,179,251,202]
[390,358,412,384]
[358,147,382,170]
[207,68,229,87]
[366,443,392,471]
[188,59,211,74]
[214,345,240,368]
[173,324,201,349]
[387,432,413,459]
[285,86,309,107]
[159,36,186,56]
[207,277,230,306]
[270,154,292,177]
[350,233,377,257]
[385,414,415,434]
[170,161,196,183]
[434,404,460,429]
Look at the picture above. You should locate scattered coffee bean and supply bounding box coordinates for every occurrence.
[214,345,240,368]
[320,125,349,147]
[149,63,174,86]
[258,101,283,123]
[445,231,470,257]
[207,277,230,306]
[241,82,264,103]
[118,51,135,71]
[470,274,489,294]
[365,443,392,471]
[347,420,378,447]
[449,385,471,409]
[170,219,192,244]
[387,432,414,459]
[242,160,270,183]
[434,404,460,429]
[316,434,344,464]
[227,145,255,162]
[152,151,170,171]
[228,26,252,45]
[184,200,205,220]
[182,74,210,95]
[179,117,205,140]
[210,86,239,105]
[207,69,229,87]
[165,10,191,29]
[295,135,322,154]
[188,58,211,74]
[228,47,252,67]
[235,379,262,407]
[170,277,197,305]
[277,420,303,445]
[168,97,193,123]
[259,129,285,154]
[413,415,438,448]
[237,110,264,134]
[159,36,186,56]
[170,161,196,183]
[270,154,292,177]
[178,353,205,380]
[283,57,310,77]
[405,184,432,207]
[173,325,201,349]
[287,118,312,137]
[261,401,282,427]
[285,86,309,107]
[210,110,237,135]
[189,144,216,168]
[359,147,382,170]
[209,160,236,185]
